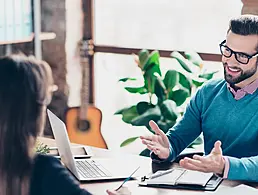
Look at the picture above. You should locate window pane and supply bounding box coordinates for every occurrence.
[95,0,242,53]
[94,53,223,152]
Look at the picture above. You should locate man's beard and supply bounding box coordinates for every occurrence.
[223,63,257,85]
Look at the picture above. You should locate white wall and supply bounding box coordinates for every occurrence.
[65,1,240,154]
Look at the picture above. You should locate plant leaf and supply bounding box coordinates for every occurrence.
[154,74,167,101]
[156,119,176,133]
[118,78,137,82]
[166,120,177,130]
[144,64,162,93]
[139,148,151,157]
[125,86,148,94]
[192,79,204,87]
[178,70,206,87]
[35,141,50,154]
[163,70,179,91]
[143,50,160,71]
[188,136,203,148]
[170,88,190,106]
[160,100,179,121]
[198,71,218,80]
[138,49,149,70]
[156,120,168,132]
[121,106,139,123]
[184,51,203,67]
[179,73,192,93]
[120,136,139,147]
[114,107,130,115]
[131,106,161,126]
[171,51,192,73]
[136,102,155,115]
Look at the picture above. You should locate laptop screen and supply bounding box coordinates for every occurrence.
[47,109,79,178]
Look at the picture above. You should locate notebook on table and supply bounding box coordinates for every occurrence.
[139,168,223,191]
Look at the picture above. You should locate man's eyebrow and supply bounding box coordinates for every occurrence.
[225,44,255,56]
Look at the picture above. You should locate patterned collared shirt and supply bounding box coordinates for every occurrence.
[227,78,258,100]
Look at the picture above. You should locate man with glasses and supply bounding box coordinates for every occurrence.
[141,14,258,182]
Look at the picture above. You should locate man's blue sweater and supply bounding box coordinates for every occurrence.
[167,79,258,182]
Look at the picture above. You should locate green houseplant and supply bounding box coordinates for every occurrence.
[35,140,50,154]
[115,49,217,156]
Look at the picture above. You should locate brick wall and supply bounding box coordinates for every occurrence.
[41,0,83,136]
[241,0,258,15]
[41,0,69,136]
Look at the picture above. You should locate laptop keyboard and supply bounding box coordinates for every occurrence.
[75,160,112,178]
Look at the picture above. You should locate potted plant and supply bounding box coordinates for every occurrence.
[115,49,217,156]
[35,140,50,154]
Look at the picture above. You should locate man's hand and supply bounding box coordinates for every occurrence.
[179,141,225,175]
[140,120,170,159]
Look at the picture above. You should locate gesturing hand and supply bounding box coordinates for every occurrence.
[179,141,225,175]
[140,120,170,159]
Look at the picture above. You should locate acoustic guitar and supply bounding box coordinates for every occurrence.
[65,40,107,149]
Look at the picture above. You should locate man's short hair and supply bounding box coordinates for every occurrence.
[228,14,258,35]
[228,15,258,51]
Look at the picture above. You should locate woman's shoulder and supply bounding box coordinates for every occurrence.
[31,153,73,182]
[33,153,60,167]
[30,154,92,195]
[32,154,63,175]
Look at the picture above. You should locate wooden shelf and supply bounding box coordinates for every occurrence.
[38,32,56,41]
[0,32,56,45]
[0,36,33,45]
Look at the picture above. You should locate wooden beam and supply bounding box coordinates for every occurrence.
[82,0,95,104]
[94,45,222,62]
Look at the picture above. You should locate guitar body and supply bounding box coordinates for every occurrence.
[65,40,107,148]
[65,106,107,149]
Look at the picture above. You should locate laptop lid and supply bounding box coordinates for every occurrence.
[47,109,80,178]
[47,109,141,181]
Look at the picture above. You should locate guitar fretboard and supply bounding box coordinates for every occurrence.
[79,40,92,120]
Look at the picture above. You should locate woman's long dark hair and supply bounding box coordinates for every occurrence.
[0,55,53,195]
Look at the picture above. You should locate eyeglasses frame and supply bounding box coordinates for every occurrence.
[219,40,258,65]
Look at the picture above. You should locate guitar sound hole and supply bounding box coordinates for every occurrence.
[77,119,91,132]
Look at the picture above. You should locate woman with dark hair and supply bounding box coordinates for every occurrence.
[0,55,126,195]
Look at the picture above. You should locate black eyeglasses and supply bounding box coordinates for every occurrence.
[219,40,258,64]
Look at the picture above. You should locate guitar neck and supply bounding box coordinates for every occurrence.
[79,42,91,120]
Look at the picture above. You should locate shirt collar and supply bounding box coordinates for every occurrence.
[227,78,258,100]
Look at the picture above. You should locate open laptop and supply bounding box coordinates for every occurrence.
[47,109,140,181]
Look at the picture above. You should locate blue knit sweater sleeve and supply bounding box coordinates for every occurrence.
[150,78,258,183]
[227,156,258,182]
[165,87,204,162]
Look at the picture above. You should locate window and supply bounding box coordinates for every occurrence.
[69,1,242,153]
[94,54,223,152]
[95,0,242,53]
